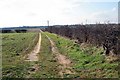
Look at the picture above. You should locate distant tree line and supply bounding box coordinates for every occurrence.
[1,29,27,33]
[46,24,120,55]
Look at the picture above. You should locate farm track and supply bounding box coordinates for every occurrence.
[26,32,41,61]
[45,34,75,77]
[25,32,41,78]
[24,31,75,77]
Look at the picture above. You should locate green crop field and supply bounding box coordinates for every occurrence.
[2,33,39,78]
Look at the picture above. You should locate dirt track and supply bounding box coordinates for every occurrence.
[25,31,75,77]
[26,33,41,61]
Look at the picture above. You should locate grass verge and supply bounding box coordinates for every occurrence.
[44,32,118,78]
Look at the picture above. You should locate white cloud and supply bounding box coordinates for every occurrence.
[75,7,118,24]
[112,7,117,11]
[0,0,76,27]
[0,0,118,27]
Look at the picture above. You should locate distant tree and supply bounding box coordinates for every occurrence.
[15,29,27,33]
[2,30,13,33]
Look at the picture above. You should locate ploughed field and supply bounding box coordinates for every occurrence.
[2,32,119,78]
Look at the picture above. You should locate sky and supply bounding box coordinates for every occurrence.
[0,0,119,27]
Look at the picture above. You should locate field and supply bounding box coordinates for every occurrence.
[2,31,119,78]
[2,33,38,78]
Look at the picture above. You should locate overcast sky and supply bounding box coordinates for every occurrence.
[0,0,119,27]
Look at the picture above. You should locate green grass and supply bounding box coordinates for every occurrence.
[2,33,39,78]
[30,33,60,78]
[44,32,118,78]
[2,32,119,78]
[2,32,66,78]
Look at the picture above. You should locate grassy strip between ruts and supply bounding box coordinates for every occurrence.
[30,32,60,78]
[2,32,39,78]
[44,32,118,78]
